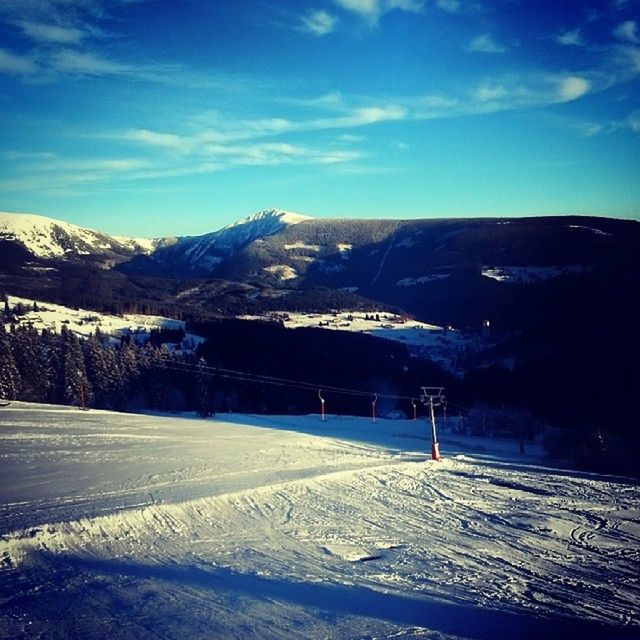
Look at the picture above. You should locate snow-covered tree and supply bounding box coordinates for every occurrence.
[0,325,21,400]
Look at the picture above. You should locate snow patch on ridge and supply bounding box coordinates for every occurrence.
[263,265,298,281]
[482,265,593,283]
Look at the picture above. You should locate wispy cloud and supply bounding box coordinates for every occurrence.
[621,109,640,132]
[2,150,57,160]
[555,28,585,47]
[435,0,461,14]
[17,20,86,44]
[614,20,639,43]
[332,0,424,26]
[0,48,38,75]
[435,0,482,15]
[50,49,130,75]
[466,33,508,54]
[299,9,338,37]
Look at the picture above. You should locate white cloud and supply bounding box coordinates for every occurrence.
[2,150,56,160]
[622,109,640,132]
[125,129,190,152]
[555,28,584,46]
[436,0,461,13]
[474,84,508,102]
[556,75,590,102]
[299,9,337,36]
[614,20,639,43]
[50,49,129,75]
[0,47,38,74]
[332,0,424,25]
[18,20,85,44]
[338,134,367,142]
[466,33,508,54]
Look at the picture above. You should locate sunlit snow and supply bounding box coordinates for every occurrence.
[0,403,638,639]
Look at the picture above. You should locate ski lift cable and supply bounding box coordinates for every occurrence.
[165,360,411,400]
[159,356,418,402]
[161,361,374,397]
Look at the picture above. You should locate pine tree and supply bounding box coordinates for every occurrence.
[61,327,89,408]
[0,325,21,400]
[196,357,216,417]
[11,325,49,402]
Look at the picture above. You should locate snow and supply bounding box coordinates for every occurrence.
[263,265,298,281]
[4,296,204,349]
[0,211,110,259]
[566,224,612,237]
[481,265,593,283]
[397,274,450,286]
[222,208,311,231]
[0,211,163,260]
[240,311,489,373]
[162,208,312,272]
[112,235,159,254]
[284,242,321,251]
[1,402,638,639]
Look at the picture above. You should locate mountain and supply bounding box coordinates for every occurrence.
[1,208,639,335]
[0,211,151,267]
[118,208,311,276]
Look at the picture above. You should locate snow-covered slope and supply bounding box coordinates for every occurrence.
[5,295,204,350]
[0,209,309,270]
[1,403,638,639]
[0,211,157,262]
[149,208,311,274]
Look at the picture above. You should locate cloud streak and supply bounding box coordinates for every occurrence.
[17,20,86,44]
[331,0,424,26]
[466,34,509,54]
[299,9,338,36]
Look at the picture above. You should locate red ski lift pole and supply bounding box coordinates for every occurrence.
[318,389,325,422]
[372,393,377,423]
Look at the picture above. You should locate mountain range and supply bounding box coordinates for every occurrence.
[1,207,638,333]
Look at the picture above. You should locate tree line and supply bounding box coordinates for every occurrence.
[0,323,209,413]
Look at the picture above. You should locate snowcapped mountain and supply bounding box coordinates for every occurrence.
[158,208,310,272]
[0,208,312,275]
[0,211,126,261]
[123,208,312,275]
[0,211,164,265]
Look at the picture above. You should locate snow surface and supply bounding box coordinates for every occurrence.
[0,211,112,259]
[5,296,204,349]
[0,211,160,260]
[1,403,638,639]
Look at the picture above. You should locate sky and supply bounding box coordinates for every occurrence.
[0,0,639,237]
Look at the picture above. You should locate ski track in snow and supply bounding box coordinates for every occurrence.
[1,404,639,639]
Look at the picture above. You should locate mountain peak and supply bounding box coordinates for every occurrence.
[221,208,312,232]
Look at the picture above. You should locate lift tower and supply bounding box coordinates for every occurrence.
[420,386,445,461]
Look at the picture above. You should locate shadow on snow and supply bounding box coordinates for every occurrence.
[33,552,640,640]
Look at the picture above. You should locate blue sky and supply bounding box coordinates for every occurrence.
[0,0,639,236]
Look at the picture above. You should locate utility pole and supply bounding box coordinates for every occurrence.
[420,386,445,461]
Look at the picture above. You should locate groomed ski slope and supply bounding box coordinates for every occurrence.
[0,403,638,639]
